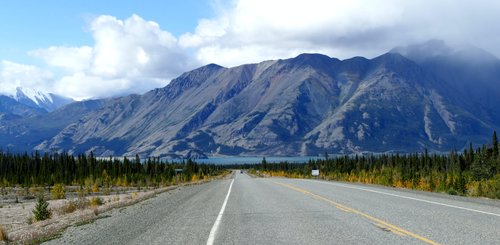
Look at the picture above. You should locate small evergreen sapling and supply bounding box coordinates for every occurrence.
[33,194,51,222]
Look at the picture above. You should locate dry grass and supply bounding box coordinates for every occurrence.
[1,172,230,244]
[54,201,77,216]
[75,197,89,210]
[89,197,103,207]
[0,225,7,241]
[51,184,66,200]
[26,215,34,225]
[130,192,138,199]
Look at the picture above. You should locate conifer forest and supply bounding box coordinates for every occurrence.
[1,132,499,199]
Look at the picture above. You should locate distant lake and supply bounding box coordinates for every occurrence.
[170,156,325,165]
[101,156,325,164]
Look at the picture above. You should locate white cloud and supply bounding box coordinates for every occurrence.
[89,14,189,79]
[3,1,500,100]
[0,60,53,95]
[181,0,500,67]
[24,14,197,100]
[55,72,132,100]
[30,46,92,71]
[179,0,406,66]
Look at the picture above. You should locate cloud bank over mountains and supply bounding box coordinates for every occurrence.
[28,14,193,100]
[1,0,500,100]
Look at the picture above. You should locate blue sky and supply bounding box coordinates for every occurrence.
[1,0,499,100]
[0,0,217,64]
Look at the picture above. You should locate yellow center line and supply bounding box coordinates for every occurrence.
[271,180,440,245]
[374,223,407,237]
[389,227,409,237]
[336,205,352,213]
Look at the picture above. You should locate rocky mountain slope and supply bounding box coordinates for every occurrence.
[392,40,500,124]
[0,99,107,151]
[0,95,46,118]
[24,43,498,157]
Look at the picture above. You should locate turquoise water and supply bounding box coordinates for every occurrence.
[171,156,325,165]
[104,156,327,165]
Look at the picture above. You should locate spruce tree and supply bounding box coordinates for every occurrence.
[471,155,489,180]
[453,174,467,195]
[493,131,498,158]
[261,157,268,170]
[33,194,51,222]
[468,143,474,163]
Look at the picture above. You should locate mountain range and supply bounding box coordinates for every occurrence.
[1,40,499,158]
[0,87,74,115]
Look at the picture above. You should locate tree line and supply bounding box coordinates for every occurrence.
[247,132,500,199]
[0,152,224,188]
[1,132,499,198]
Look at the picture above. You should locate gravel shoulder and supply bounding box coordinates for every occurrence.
[44,179,233,245]
[0,172,231,244]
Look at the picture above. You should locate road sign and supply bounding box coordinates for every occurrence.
[312,170,319,176]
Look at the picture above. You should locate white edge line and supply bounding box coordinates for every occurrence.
[300,179,500,218]
[207,178,235,245]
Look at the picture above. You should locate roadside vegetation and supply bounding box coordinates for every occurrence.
[246,132,500,199]
[0,154,226,243]
[0,152,223,189]
[33,195,51,222]
[0,152,224,217]
[0,132,498,242]
[0,226,5,242]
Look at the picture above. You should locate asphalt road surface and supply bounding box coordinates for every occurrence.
[47,171,500,244]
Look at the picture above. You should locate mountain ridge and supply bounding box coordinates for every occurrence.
[0,87,75,113]
[1,41,499,157]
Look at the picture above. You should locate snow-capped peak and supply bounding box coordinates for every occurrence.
[16,87,53,106]
[12,87,74,112]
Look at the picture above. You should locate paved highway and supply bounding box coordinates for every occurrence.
[47,171,500,244]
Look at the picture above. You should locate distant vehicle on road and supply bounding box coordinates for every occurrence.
[240,170,243,174]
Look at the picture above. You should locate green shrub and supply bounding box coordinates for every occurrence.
[33,195,51,222]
